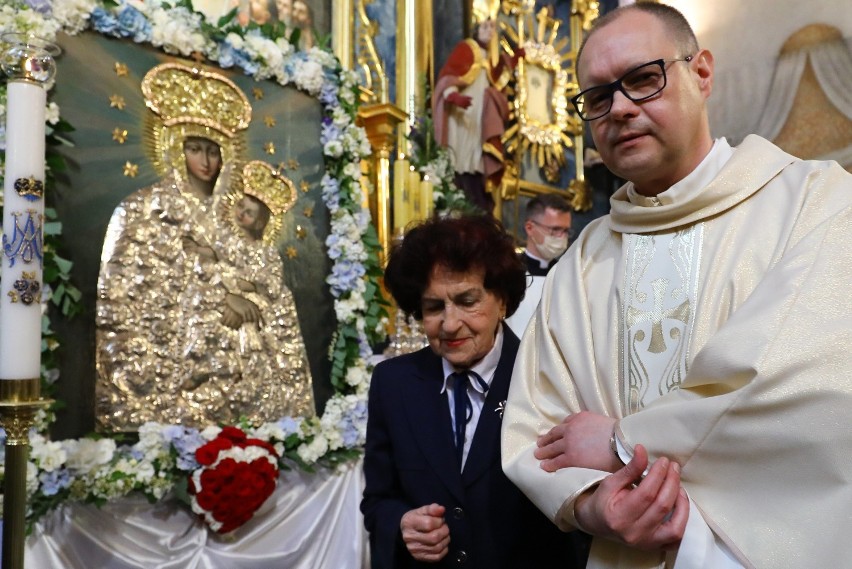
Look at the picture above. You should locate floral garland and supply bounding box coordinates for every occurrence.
[0,0,386,530]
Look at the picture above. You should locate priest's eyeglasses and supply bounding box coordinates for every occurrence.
[571,56,693,121]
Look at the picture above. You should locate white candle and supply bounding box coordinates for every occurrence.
[0,79,48,380]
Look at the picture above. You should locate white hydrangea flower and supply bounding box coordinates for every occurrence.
[345,364,370,388]
[293,58,324,95]
[296,434,328,464]
[63,437,116,474]
[26,461,39,495]
[51,0,97,35]
[30,434,67,473]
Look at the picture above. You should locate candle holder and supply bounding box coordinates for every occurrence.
[0,32,58,569]
[0,33,60,84]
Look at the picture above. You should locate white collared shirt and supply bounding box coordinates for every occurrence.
[440,326,503,470]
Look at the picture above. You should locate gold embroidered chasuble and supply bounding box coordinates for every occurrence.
[502,135,852,568]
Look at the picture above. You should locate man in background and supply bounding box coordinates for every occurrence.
[505,193,572,337]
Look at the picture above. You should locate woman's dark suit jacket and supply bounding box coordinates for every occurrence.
[361,326,590,568]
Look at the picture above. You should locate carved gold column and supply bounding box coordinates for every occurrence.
[332,0,354,69]
[0,34,57,569]
[568,0,599,210]
[395,0,434,151]
[357,103,407,261]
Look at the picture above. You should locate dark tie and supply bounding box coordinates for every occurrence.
[450,371,489,467]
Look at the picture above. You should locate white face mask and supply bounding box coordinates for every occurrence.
[536,234,569,261]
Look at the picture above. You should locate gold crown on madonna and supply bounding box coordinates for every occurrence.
[141,63,252,138]
[241,161,297,216]
[472,0,500,24]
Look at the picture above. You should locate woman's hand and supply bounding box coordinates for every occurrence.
[400,503,451,563]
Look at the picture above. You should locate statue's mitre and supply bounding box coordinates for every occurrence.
[141,63,252,138]
[241,161,297,216]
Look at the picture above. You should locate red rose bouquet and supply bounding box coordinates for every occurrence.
[188,426,280,533]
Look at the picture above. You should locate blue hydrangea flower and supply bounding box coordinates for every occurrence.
[90,7,121,36]
[117,6,152,43]
[276,417,301,437]
[24,0,51,14]
[39,469,71,496]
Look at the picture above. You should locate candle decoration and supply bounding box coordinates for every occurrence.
[0,32,59,569]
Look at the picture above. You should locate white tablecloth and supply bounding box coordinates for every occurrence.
[26,460,368,568]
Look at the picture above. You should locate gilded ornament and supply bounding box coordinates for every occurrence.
[112,127,128,144]
[299,180,310,193]
[109,94,126,110]
[286,246,298,259]
[123,161,138,177]
[295,224,307,239]
[114,62,128,76]
[264,141,275,155]
[252,87,264,100]
[141,63,252,138]
[13,176,43,201]
[287,158,299,170]
[303,204,314,217]
[263,115,276,127]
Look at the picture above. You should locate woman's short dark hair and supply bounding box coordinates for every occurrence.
[384,215,526,320]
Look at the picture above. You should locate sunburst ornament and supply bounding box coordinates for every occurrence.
[501,4,579,175]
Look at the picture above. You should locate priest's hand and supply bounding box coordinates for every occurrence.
[535,411,620,472]
[400,503,450,562]
[574,445,688,551]
[446,92,473,109]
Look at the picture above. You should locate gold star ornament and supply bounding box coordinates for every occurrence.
[300,180,310,193]
[264,142,276,155]
[123,162,139,177]
[286,246,298,259]
[252,87,264,100]
[295,225,307,239]
[109,94,126,110]
[264,116,276,128]
[114,62,129,77]
[112,128,128,144]
[303,204,314,218]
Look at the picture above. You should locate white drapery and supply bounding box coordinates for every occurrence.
[25,461,368,569]
[710,36,852,162]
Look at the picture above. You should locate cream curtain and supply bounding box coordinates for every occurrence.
[710,36,852,156]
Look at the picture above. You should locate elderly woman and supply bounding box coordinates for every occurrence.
[361,216,589,569]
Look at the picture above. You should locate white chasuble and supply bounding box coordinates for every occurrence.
[502,135,852,569]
